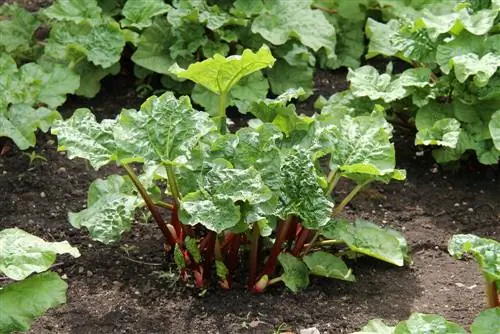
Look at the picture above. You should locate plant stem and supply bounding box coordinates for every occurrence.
[227,234,241,274]
[165,165,181,205]
[485,279,499,308]
[218,92,228,134]
[153,201,174,210]
[123,164,176,247]
[268,276,283,286]
[248,223,260,288]
[258,216,293,278]
[303,239,344,248]
[325,170,341,196]
[292,227,311,256]
[312,4,337,14]
[202,231,217,284]
[331,182,368,217]
[286,217,299,250]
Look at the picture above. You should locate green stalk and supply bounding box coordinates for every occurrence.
[267,276,283,286]
[218,91,228,134]
[485,279,499,308]
[122,164,176,247]
[165,165,181,205]
[325,170,341,196]
[331,182,369,217]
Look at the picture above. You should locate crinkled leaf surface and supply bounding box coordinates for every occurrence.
[120,0,170,29]
[44,0,102,23]
[490,110,500,150]
[471,308,500,334]
[52,108,118,169]
[277,253,309,293]
[448,234,500,282]
[303,251,355,281]
[0,228,80,280]
[267,59,314,97]
[170,46,275,94]
[415,118,461,148]
[276,150,333,230]
[252,0,336,57]
[365,19,401,59]
[348,66,431,103]
[451,53,500,87]
[0,272,67,333]
[352,318,395,334]
[321,219,408,266]
[115,92,216,165]
[179,192,241,233]
[69,175,142,244]
[46,20,125,68]
[394,313,466,334]
[319,112,405,183]
[0,4,40,59]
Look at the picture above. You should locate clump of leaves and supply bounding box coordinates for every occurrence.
[449,234,500,308]
[53,47,408,292]
[320,0,500,165]
[0,228,80,332]
[353,309,500,334]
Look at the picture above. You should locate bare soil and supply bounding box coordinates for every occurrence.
[1,67,499,334]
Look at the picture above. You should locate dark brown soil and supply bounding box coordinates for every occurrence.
[1,66,499,334]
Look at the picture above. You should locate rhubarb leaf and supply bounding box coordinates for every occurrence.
[0,228,80,280]
[68,175,143,244]
[0,4,40,60]
[120,0,170,29]
[179,192,241,233]
[451,53,500,87]
[321,219,408,266]
[394,313,466,334]
[278,253,309,293]
[52,108,118,169]
[448,234,500,283]
[303,251,355,281]
[170,45,275,95]
[490,110,500,150]
[415,118,461,148]
[45,20,125,68]
[276,150,333,230]
[43,0,102,23]
[251,0,336,58]
[0,272,68,333]
[114,92,216,166]
[352,319,395,334]
[471,308,500,334]
[319,112,405,183]
[267,59,314,97]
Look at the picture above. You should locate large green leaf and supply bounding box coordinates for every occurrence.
[490,110,500,150]
[51,108,118,169]
[170,45,275,95]
[352,319,395,334]
[471,308,500,334]
[277,253,310,293]
[68,175,142,244]
[74,61,120,98]
[365,19,401,59]
[179,192,241,233]
[451,53,500,87]
[43,0,102,23]
[321,219,408,266]
[448,234,500,283]
[0,228,80,281]
[303,251,355,281]
[267,59,314,97]
[114,92,216,166]
[0,272,68,333]
[415,118,461,148]
[347,66,431,103]
[45,20,125,68]
[252,0,336,58]
[0,4,40,60]
[394,313,466,334]
[276,150,333,229]
[120,0,171,29]
[319,112,405,183]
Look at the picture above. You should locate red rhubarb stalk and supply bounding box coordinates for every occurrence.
[292,227,311,256]
[202,231,217,283]
[248,223,261,288]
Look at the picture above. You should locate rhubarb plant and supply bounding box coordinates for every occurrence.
[353,309,500,334]
[0,228,80,332]
[448,234,500,308]
[320,0,500,165]
[53,48,409,292]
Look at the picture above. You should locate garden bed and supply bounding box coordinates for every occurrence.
[1,70,498,334]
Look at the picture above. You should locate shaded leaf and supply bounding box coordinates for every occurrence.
[0,228,80,280]
[0,272,68,333]
[489,110,500,150]
[471,308,500,334]
[394,313,466,334]
[278,253,309,292]
[121,0,170,29]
